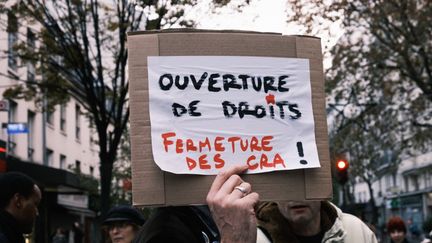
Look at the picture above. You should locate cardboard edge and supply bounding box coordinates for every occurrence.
[128,28,282,36]
[295,36,332,200]
[129,33,168,206]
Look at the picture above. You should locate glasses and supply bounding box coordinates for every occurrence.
[107,221,133,231]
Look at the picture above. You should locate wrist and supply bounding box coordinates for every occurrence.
[221,236,255,243]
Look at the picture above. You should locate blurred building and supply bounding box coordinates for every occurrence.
[351,152,432,237]
[0,6,101,243]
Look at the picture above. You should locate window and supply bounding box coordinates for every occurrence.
[89,117,95,148]
[75,105,81,140]
[27,110,35,160]
[378,178,382,198]
[60,154,66,169]
[426,170,432,188]
[89,134,94,148]
[75,160,81,173]
[46,148,53,166]
[8,101,17,154]
[385,174,392,190]
[7,11,18,71]
[27,29,36,82]
[90,166,94,176]
[8,101,17,122]
[60,104,66,132]
[411,175,419,191]
[46,108,54,125]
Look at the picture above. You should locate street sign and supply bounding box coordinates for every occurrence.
[386,198,401,209]
[5,123,29,134]
[0,100,9,111]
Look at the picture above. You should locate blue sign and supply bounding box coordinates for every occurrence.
[7,123,28,134]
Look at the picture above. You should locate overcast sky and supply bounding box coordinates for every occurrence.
[186,0,343,68]
[194,0,293,34]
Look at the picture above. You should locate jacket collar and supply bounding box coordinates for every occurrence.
[256,201,346,243]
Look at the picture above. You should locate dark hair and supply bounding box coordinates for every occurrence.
[387,216,406,233]
[0,172,36,209]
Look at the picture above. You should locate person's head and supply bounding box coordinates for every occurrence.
[387,216,406,243]
[0,172,42,234]
[276,200,321,235]
[56,227,65,235]
[102,205,145,243]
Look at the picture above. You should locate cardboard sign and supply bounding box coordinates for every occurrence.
[128,29,332,206]
[148,56,320,174]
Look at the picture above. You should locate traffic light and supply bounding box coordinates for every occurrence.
[335,159,349,185]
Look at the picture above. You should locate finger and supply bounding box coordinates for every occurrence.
[217,174,243,196]
[207,164,249,199]
[230,182,252,199]
[242,192,260,207]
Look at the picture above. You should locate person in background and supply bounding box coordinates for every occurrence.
[0,172,42,243]
[72,221,84,243]
[206,164,378,243]
[387,216,409,243]
[52,227,68,243]
[103,205,146,243]
[407,218,421,241]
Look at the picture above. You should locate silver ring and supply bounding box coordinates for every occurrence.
[234,186,248,195]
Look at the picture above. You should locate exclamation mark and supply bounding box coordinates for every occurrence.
[296,142,308,165]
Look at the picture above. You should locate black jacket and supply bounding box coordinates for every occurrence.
[0,210,25,243]
[133,206,219,243]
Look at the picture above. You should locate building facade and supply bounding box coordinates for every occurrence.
[1,6,101,243]
[352,152,432,239]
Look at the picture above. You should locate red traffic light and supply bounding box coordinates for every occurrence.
[336,160,348,170]
[334,158,349,185]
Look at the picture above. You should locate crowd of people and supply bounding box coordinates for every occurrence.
[1,170,432,243]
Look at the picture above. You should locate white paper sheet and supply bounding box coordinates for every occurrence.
[148,56,320,175]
